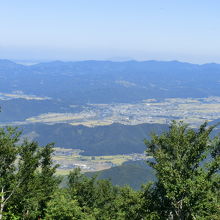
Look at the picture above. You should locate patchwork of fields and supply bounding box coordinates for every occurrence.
[53,148,147,175]
[23,96,220,127]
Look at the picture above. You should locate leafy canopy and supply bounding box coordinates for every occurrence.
[144,121,220,219]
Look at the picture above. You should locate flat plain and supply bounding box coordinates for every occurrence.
[23,96,220,128]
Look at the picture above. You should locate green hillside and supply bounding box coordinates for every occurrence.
[21,122,168,155]
[85,160,155,190]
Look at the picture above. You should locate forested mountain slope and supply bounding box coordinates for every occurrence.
[1,59,220,104]
[85,160,155,190]
[21,122,168,155]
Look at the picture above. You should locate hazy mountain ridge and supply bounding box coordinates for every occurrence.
[1,59,220,105]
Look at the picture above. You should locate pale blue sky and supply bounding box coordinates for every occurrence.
[0,0,220,63]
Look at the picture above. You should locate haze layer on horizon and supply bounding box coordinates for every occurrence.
[1,0,220,64]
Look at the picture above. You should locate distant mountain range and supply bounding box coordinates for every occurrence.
[1,59,220,105]
[1,59,220,124]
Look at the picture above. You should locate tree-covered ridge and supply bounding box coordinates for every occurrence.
[2,60,220,105]
[20,122,167,156]
[85,160,156,190]
[0,121,219,219]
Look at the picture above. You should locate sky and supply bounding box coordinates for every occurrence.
[0,0,220,63]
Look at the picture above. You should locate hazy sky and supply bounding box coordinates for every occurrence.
[1,0,220,63]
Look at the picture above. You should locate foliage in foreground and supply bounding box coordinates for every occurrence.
[0,127,60,219]
[0,121,219,219]
[143,121,220,219]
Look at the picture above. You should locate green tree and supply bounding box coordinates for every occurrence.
[0,126,59,219]
[68,168,97,212]
[37,143,60,217]
[0,127,21,220]
[91,179,119,219]
[143,121,220,219]
[44,189,86,220]
[114,185,144,220]
[68,169,121,219]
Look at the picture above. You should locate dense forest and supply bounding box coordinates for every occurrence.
[20,123,168,156]
[0,121,220,219]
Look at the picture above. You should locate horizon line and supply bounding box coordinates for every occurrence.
[0,58,219,66]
